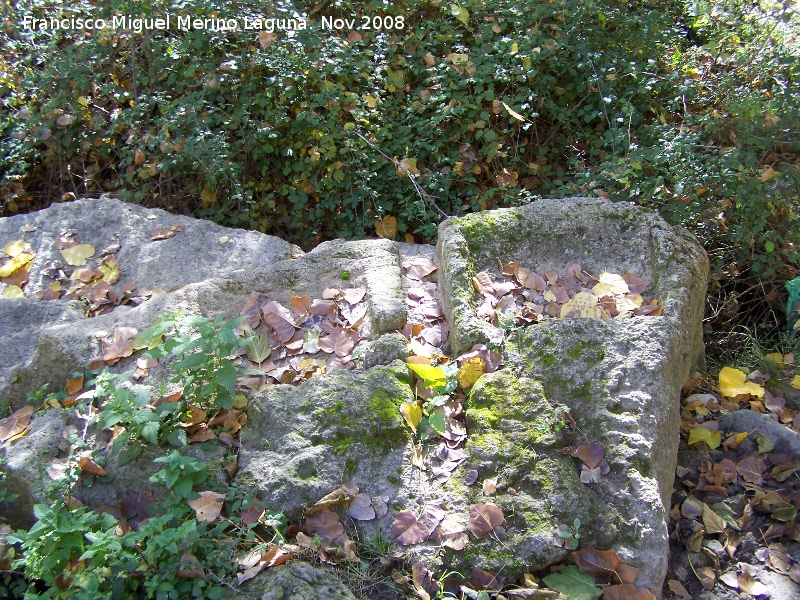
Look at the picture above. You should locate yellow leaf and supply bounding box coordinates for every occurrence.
[2,285,24,299]
[592,272,629,296]
[374,215,397,239]
[445,53,469,65]
[501,101,526,122]
[756,167,775,183]
[763,352,785,370]
[0,252,34,277]
[688,427,721,449]
[400,402,422,432]
[200,187,217,205]
[509,43,519,55]
[718,366,764,399]
[406,362,447,387]
[362,94,378,108]
[396,157,419,176]
[791,375,800,390]
[233,392,248,408]
[560,291,607,319]
[2,240,27,257]
[60,244,95,266]
[98,257,120,284]
[450,3,469,26]
[458,356,486,389]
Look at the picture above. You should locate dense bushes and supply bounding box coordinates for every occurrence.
[1,1,798,284]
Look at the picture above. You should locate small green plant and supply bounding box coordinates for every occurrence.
[341,271,350,281]
[136,313,249,410]
[555,518,582,550]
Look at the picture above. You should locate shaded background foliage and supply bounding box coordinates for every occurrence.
[1,0,799,351]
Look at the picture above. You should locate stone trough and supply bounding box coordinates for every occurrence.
[0,197,708,598]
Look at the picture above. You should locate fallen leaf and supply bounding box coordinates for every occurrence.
[77,456,107,476]
[391,509,430,545]
[262,300,297,343]
[542,565,602,599]
[482,478,498,495]
[602,584,656,600]
[188,491,225,522]
[592,272,629,296]
[177,553,205,579]
[575,444,605,469]
[697,566,716,590]
[59,243,95,266]
[0,405,34,442]
[560,292,607,320]
[667,579,691,599]
[719,366,764,398]
[458,355,486,389]
[469,503,506,540]
[347,493,376,521]
[400,402,422,432]
[738,572,769,596]
[412,562,439,600]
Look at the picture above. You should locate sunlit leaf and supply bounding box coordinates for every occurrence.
[188,491,225,522]
[0,405,33,442]
[542,565,602,600]
[60,243,95,266]
[718,366,764,398]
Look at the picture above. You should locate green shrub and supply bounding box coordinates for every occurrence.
[1,0,798,283]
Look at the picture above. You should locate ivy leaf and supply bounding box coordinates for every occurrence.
[542,565,602,600]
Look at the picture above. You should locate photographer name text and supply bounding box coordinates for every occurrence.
[21,14,405,33]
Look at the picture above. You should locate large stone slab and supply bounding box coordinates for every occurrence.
[433,198,708,595]
[0,203,407,410]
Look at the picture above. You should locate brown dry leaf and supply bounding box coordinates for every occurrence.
[560,291,607,319]
[188,491,225,522]
[290,295,312,318]
[305,483,359,515]
[469,503,506,540]
[262,300,297,343]
[697,566,716,589]
[391,509,430,546]
[342,287,366,305]
[150,226,177,241]
[575,443,605,469]
[77,456,107,476]
[667,579,691,599]
[469,567,505,592]
[375,215,398,239]
[412,562,440,600]
[403,256,437,280]
[430,514,469,551]
[258,31,277,48]
[737,455,767,485]
[592,272,629,296]
[602,584,656,600]
[318,327,357,357]
[0,405,33,442]
[188,425,217,444]
[347,493,376,521]
[482,478,498,495]
[103,327,138,365]
[571,547,621,577]
[738,572,769,596]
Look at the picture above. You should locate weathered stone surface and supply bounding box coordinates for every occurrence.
[236,363,414,519]
[0,197,709,598]
[0,199,402,407]
[718,410,800,455]
[434,198,708,596]
[232,561,356,600]
[0,198,295,296]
